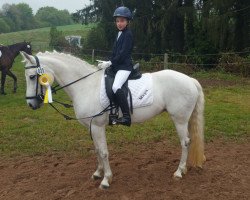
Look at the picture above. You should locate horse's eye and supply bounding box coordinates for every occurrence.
[29,75,36,80]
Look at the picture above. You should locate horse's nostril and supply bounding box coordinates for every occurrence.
[28,103,33,108]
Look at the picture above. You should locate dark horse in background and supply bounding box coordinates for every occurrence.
[0,42,32,95]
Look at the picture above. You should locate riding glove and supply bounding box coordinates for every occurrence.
[97,60,112,69]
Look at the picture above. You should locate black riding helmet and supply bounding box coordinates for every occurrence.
[113,6,132,20]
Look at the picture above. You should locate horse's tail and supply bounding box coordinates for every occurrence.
[188,78,205,167]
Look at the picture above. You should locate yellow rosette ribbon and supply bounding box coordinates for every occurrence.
[38,74,54,103]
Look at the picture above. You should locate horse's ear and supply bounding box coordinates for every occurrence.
[20,51,36,64]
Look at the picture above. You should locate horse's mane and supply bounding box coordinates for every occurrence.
[37,51,98,71]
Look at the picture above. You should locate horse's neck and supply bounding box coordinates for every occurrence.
[45,57,98,100]
[9,44,22,58]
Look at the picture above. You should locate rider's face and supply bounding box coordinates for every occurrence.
[115,17,128,31]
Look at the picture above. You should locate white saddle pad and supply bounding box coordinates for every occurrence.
[100,73,153,109]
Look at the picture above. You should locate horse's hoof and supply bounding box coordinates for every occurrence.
[92,175,102,180]
[173,176,182,181]
[99,177,111,189]
[99,184,109,190]
[173,171,182,180]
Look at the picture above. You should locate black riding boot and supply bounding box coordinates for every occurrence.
[115,89,131,126]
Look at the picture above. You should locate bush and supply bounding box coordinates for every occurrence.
[49,26,68,51]
[138,56,164,72]
[217,53,250,77]
[84,25,108,50]
[187,41,219,69]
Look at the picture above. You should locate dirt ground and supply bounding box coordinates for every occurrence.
[0,139,249,200]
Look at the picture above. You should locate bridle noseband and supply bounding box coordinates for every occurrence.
[25,56,44,103]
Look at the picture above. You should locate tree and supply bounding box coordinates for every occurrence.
[35,7,73,27]
[234,0,250,51]
[170,0,185,52]
[72,5,98,24]
[184,0,195,50]
[0,3,37,31]
[16,3,36,30]
[2,3,22,31]
[0,18,10,33]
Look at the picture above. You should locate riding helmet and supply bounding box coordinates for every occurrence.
[113,6,132,20]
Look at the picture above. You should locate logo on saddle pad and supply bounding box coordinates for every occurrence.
[139,89,149,100]
[100,73,153,109]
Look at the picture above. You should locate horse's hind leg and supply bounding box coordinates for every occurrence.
[1,69,7,95]
[91,125,112,189]
[172,120,190,179]
[6,70,17,93]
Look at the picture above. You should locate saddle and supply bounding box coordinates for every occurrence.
[104,64,142,125]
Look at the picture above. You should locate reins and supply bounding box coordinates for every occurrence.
[49,103,114,140]
[51,68,102,93]
[49,103,113,121]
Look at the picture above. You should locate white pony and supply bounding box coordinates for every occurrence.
[21,51,205,189]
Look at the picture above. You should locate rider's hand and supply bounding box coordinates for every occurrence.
[96,60,112,69]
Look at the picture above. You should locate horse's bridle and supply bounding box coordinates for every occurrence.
[25,56,44,103]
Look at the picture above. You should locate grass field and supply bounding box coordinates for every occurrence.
[0,24,96,51]
[0,55,249,157]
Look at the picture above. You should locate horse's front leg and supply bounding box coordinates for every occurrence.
[1,69,7,95]
[91,124,112,189]
[91,151,104,180]
[6,70,17,93]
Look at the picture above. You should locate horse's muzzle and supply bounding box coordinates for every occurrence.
[28,102,40,110]
[26,94,44,110]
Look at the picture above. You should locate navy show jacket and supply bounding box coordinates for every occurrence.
[110,27,134,73]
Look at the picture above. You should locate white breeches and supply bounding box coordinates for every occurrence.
[112,70,131,93]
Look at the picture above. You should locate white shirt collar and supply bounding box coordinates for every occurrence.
[117,31,122,40]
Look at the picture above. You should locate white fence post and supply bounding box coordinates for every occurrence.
[164,53,168,69]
